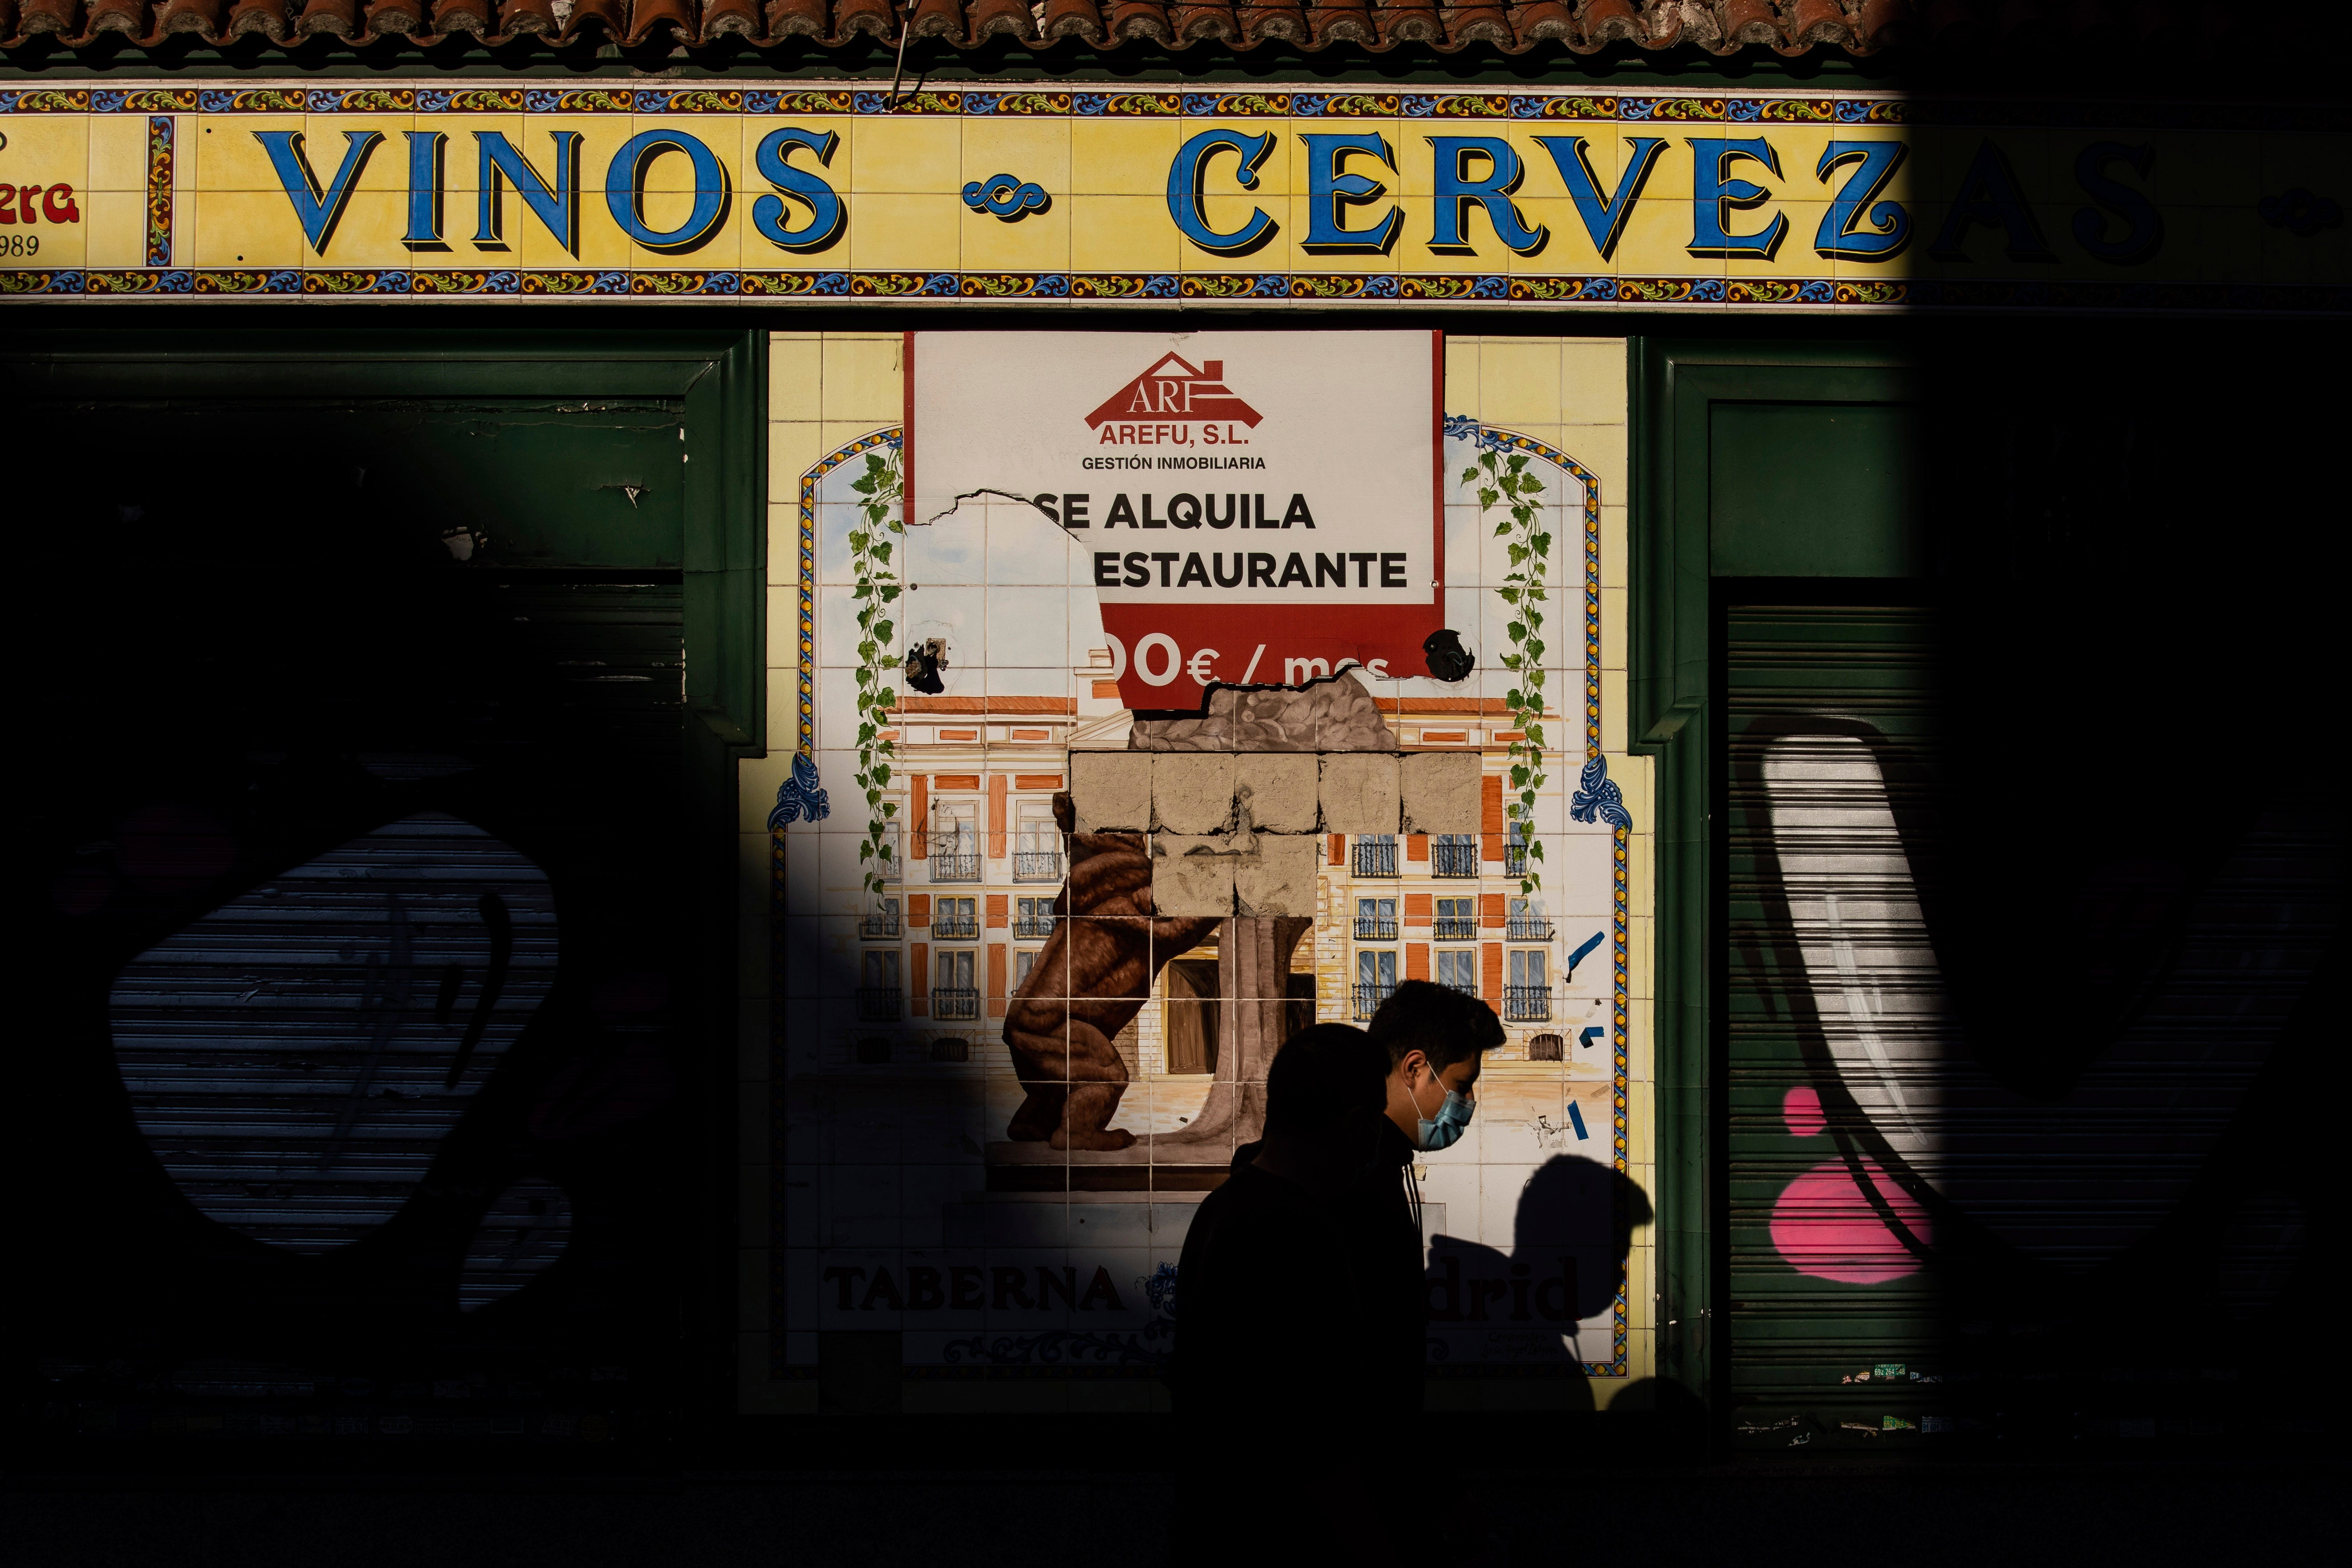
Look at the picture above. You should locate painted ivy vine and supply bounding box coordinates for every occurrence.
[848,446,905,901]
[1468,446,1550,896]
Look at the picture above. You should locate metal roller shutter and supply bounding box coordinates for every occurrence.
[1725,604,2337,1448]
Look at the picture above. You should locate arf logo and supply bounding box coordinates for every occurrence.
[1085,354,1264,429]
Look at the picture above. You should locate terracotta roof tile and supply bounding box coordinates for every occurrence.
[0,0,2251,56]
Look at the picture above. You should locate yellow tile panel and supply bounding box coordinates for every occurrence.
[1556,340,1625,427]
[186,188,306,267]
[1069,118,1183,198]
[846,191,961,272]
[190,116,284,192]
[78,187,142,268]
[818,336,905,426]
[846,117,961,195]
[958,118,1072,195]
[770,336,826,422]
[958,201,1072,276]
[88,113,154,193]
[1475,339,1563,427]
[1067,194,1180,274]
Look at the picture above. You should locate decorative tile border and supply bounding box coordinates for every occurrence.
[1466,422,1627,1381]
[3,85,2336,129]
[143,115,172,268]
[7,267,2343,314]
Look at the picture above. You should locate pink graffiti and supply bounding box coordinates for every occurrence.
[1782,1084,1825,1137]
[1770,1155,1930,1285]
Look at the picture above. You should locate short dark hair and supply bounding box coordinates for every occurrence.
[1365,980,1505,1074]
[1261,1023,1387,1139]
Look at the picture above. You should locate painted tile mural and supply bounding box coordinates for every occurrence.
[742,332,1651,1412]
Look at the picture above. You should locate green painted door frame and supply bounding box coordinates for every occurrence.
[1629,338,1921,1430]
[9,324,767,1421]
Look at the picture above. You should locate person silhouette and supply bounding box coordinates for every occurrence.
[1423,1154,1653,1408]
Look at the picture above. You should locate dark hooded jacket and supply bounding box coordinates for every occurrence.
[1164,1123,1425,1417]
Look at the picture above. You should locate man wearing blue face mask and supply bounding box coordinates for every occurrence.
[1353,979,1507,1411]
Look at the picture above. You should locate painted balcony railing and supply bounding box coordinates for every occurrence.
[1352,983,1395,1021]
[1354,915,1398,940]
[1352,840,1398,878]
[1504,843,1529,879]
[1013,846,1063,881]
[932,987,980,1021]
[1432,838,1479,878]
[931,852,982,883]
[1014,914,1056,939]
[1433,916,1478,940]
[859,912,901,939]
[854,987,900,1022]
[931,915,978,939]
[1504,985,1553,1023]
[1506,916,1553,941]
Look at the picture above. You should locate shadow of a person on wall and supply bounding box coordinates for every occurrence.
[1425,1155,1653,1412]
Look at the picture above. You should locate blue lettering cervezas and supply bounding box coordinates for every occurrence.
[1928,139,2054,262]
[2071,142,2163,265]
[1299,132,1401,253]
[1814,140,1911,260]
[1428,135,1547,256]
[1530,136,1666,261]
[1687,136,1787,259]
[253,129,382,254]
[1166,127,1277,255]
[605,129,731,253]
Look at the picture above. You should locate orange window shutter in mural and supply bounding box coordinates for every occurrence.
[911,943,929,1013]
[986,894,1008,928]
[1481,943,1503,1004]
[1328,834,1345,866]
[1406,834,1429,862]
[1404,893,1433,926]
[1481,893,1506,928]
[989,775,1007,859]
[987,944,1007,1017]
[1406,944,1429,983]
[907,894,931,928]
[911,776,929,860]
[1482,774,1504,859]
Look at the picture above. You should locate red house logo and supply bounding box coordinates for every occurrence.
[1084,353,1265,429]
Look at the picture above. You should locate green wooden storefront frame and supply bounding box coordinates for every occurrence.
[6,322,769,1420]
[1628,336,1922,1427]
[5,325,768,755]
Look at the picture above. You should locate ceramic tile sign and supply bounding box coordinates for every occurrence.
[3,88,2342,309]
[772,334,1641,1394]
[907,330,1445,710]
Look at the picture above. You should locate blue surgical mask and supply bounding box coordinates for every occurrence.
[1409,1070,1475,1152]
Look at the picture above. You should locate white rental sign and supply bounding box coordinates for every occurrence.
[906,329,1445,708]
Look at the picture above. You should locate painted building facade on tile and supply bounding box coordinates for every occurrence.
[12,13,2341,1461]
